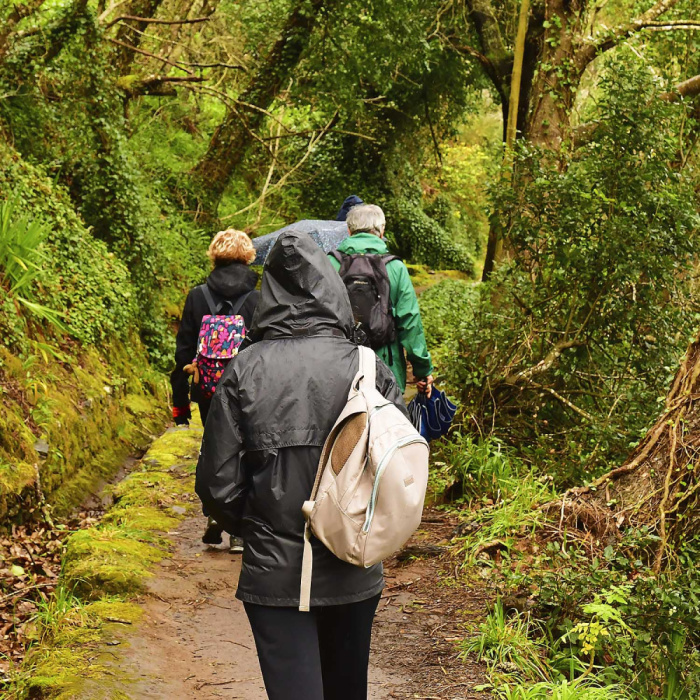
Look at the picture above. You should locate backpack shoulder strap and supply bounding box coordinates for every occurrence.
[358,346,376,391]
[300,345,376,613]
[199,284,220,316]
[230,290,254,317]
[329,250,345,264]
[381,254,401,265]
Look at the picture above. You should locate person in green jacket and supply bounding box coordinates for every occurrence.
[329,203,434,395]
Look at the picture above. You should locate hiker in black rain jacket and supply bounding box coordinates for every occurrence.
[170,228,259,428]
[196,231,407,700]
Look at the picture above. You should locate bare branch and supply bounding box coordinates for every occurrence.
[218,112,340,222]
[104,14,210,29]
[504,340,585,384]
[182,61,246,71]
[107,37,194,74]
[576,0,683,69]
[529,382,596,422]
[643,19,700,27]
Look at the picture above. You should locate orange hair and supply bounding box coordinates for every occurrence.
[207,229,256,266]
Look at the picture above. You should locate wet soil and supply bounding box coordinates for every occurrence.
[96,511,489,699]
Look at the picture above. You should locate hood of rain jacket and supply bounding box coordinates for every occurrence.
[196,231,408,607]
[250,230,354,340]
[207,262,258,298]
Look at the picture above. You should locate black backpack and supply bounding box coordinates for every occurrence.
[330,251,399,348]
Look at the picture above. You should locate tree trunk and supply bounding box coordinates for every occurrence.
[112,0,166,73]
[186,0,332,219]
[547,332,700,570]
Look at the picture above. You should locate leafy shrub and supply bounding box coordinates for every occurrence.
[432,433,517,502]
[0,145,135,346]
[430,434,554,558]
[438,58,699,484]
[523,537,700,698]
[0,198,65,329]
[386,195,475,273]
[492,678,629,699]
[419,278,478,350]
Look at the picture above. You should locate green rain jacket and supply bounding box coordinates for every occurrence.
[329,232,433,391]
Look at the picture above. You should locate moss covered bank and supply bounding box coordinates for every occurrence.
[8,420,203,698]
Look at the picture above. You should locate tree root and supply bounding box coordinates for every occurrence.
[539,331,700,565]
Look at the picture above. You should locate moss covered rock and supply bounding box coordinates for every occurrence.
[0,342,168,524]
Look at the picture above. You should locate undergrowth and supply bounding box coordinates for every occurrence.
[431,431,700,698]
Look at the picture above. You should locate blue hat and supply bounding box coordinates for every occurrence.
[335,195,364,222]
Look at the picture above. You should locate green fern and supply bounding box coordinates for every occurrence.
[0,198,65,330]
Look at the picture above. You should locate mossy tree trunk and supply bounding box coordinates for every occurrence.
[185,0,335,219]
[549,331,700,570]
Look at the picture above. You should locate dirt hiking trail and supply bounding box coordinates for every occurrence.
[73,422,489,700]
[88,512,489,699]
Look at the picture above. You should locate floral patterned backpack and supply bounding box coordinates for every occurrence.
[192,286,252,399]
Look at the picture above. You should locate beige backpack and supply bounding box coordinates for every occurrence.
[299,346,429,611]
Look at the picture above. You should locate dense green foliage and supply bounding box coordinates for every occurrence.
[425,59,699,485]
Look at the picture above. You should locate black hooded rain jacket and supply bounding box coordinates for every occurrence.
[195,231,407,607]
[171,262,260,409]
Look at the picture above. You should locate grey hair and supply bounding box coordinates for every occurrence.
[346,204,386,236]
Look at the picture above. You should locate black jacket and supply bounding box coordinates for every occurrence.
[195,231,407,607]
[171,263,260,408]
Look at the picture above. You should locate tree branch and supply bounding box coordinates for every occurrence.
[504,340,585,385]
[438,34,496,76]
[662,74,700,102]
[573,74,700,146]
[117,73,205,97]
[182,61,246,71]
[575,0,682,69]
[104,14,210,29]
[218,112,340,222]
[643,19,700,27]
[463,0,512,95]
[107,37,194,74]
[529,381,597,422]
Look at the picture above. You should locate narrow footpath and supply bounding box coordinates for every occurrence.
[95,517,489,699]
[74,424,490,699]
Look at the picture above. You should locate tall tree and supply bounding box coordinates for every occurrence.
[462,0,699,274]
[463,0,696,149]
[187,0,335,218]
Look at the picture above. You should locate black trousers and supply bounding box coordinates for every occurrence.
[197,397,212,427]
[244,594,381,700]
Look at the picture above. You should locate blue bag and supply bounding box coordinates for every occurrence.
[407,387,457,441]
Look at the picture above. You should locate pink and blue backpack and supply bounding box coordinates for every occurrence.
[194,286,252,399]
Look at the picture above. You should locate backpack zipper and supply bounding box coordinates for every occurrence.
[362,435,427,533]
